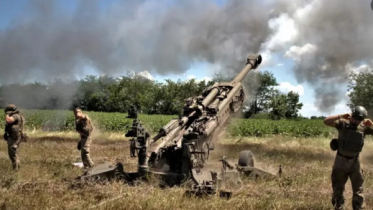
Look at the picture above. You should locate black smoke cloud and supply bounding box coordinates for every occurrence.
[0,0,275,109]
[279,0,373,112]
[0,0,274,84]
[1,0,371,112]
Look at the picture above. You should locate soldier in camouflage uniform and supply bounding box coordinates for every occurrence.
[127,105,138,119]
[3,104,25,170]
[74,108,94,169]
[324,106,373,210]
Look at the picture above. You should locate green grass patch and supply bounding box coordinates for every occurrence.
[0,109,335,138]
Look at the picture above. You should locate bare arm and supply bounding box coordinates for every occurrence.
[5,114,15,124]
[323,115,340,127]
[363,119,373,135]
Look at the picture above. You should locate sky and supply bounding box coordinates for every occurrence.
[152,53,347,117]
[1,0,371,117]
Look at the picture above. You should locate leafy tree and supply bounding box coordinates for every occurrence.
[268,91,303,120]
[148,79,181,115]
[75,75,116,112]
[148,79,213,115]
[310,116,326,120]
[0,71,297,118]
[284,91,303,119]
[347,70,373,111]
[110,74,157,113]
[244,71,278,118]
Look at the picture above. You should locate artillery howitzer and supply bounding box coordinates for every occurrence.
[80,54,277,197]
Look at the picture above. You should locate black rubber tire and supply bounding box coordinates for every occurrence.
[238,150,255,167]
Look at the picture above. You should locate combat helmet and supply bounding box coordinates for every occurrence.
[352,106,367,121]
[4,104,17,113]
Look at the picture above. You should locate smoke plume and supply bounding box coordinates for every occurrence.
[0,0,276,109]
[276,0,373,112]
[0,0,274,83]
[1,0,372,111]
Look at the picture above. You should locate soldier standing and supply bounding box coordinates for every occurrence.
[3,104,25,170]
[127,105,138,119]
[324,106,373,210]
[74,108,94,169]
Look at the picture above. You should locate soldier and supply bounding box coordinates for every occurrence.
[74,108,94,169]
[324,105,373,210]
[3,104,25,170]
[127,105,138,119]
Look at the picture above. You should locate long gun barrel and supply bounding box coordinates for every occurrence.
[202,55,262,108]
[232,54,262,83]
[147,54,262,169]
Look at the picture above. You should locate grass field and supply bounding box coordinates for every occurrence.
[1,129,373,210]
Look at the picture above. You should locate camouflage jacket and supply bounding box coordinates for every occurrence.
[5,112,24,140]
[75,114,93,137]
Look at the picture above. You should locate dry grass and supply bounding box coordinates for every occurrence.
[1,131,373,210]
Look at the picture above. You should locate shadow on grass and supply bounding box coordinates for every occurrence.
[29,136,128,146]
[213,142,333,163]
[30,136,77,143]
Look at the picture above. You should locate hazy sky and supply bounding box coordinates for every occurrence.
[1,0,372,117]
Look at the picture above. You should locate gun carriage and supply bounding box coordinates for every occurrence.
[81,54,277,197]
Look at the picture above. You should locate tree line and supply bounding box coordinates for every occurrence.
[0,71,306,119]
[348,70,373,115]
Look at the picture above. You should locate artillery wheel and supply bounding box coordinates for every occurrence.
[238,150,254,167]
[201,142,210,163]
[188,144,199,167]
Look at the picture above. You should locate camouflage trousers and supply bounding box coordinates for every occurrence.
[7,137,21,170]
[81,136,94,169]
[331,153,364,210]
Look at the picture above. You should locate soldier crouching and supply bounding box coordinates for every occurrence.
[74,108,94,169]
[324,106,373,210]
[3,104,26,170]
